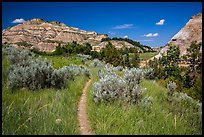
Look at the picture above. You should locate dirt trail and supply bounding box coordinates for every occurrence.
[77,79,93,135]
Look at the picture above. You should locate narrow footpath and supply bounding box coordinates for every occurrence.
[77,79,93,135]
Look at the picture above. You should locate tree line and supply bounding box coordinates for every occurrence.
[148,41,202,101]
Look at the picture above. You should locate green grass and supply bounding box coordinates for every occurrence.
[87,70,202,135]
[2,52,201,135]
[39,55,83,69]
[129,52,157,61]
[139,52,157,60]
[2,54,88,135]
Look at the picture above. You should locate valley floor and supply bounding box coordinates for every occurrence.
[2,54,202,135]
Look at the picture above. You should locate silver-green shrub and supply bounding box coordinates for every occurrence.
[77,54,91,60]
[139,96,154,111]
[143,68,154,80]
[4,46,90,90]
[92,68,145,104]
[51,66,73,88]
[77,54,91,64]
[7,58,54,90]
[2,45,34,65]
[93,73,126,103]
[66,64,90,78]
[90,59,105,68]
[123,68,144,85]
[166,81,177,102]
[171,91,202,119]
[7,60,90,90]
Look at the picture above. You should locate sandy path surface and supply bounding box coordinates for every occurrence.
[77,79,93,135]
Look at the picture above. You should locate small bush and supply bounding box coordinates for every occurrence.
[4,46,90,91]
[90,59,105,68]
[92,68,145,104]
[2,45,34,65]
[77,54,91,64]
[166,81,177,102]
[143,68,154,80]
[7,58,54,90]
[123,68,144,85]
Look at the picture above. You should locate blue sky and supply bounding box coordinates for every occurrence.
[2,2,202,47]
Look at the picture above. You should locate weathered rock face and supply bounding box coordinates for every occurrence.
[154,13,202,59]
[2,18,153,52]
[2,18,108,52]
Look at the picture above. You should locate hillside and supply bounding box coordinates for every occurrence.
[2,18,108,52]
[154,13,202,59]
[2,18,152,53]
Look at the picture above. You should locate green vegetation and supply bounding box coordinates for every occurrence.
[2,48,88,134]
[138,52,157,60]
[31,42,92,57]
[87,67,201,134]
[101,42,123,67]
[101,37,153,52]
[2,76,88,135]
[41,55,83,69]
[2,40,202,135]
[149,42,202,101]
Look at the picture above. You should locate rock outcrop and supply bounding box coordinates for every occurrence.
[154,13,202,59]
[2,18,152,52]
[2,18,108,52]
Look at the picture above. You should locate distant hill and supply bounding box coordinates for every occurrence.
[2,18,152,53]
[99,37,154,52]
[154,13,202,59]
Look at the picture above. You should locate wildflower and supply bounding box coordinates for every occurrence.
[55,118,62,124]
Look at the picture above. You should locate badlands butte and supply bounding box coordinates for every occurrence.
[2,18,150,53]
[2,13,202,58]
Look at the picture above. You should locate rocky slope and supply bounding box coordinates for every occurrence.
[2,18,108,52]
[154,13,202,59]
[2,18,150,52]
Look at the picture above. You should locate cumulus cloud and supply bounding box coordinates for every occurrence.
[156,19,165,25]
[123,35,128,38]
[11,18,26,23]
[113,24,133,29]
[108,31,115,35]
[144,33,159,37]
[153,33,159,36]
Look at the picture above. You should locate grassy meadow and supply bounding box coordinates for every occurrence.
[129,52,157,61]
[2,54,88,135]
[2,52,202,135]
[87,66,202,135]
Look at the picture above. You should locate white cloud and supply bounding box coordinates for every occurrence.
[113,24,133,29]
[108,31,115,35]
[123,35,128,38]
[11,18,26,23]
[156,19,165,25]
[145,33,153,37]
[144,33,159,37]
[153,33,159,36]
